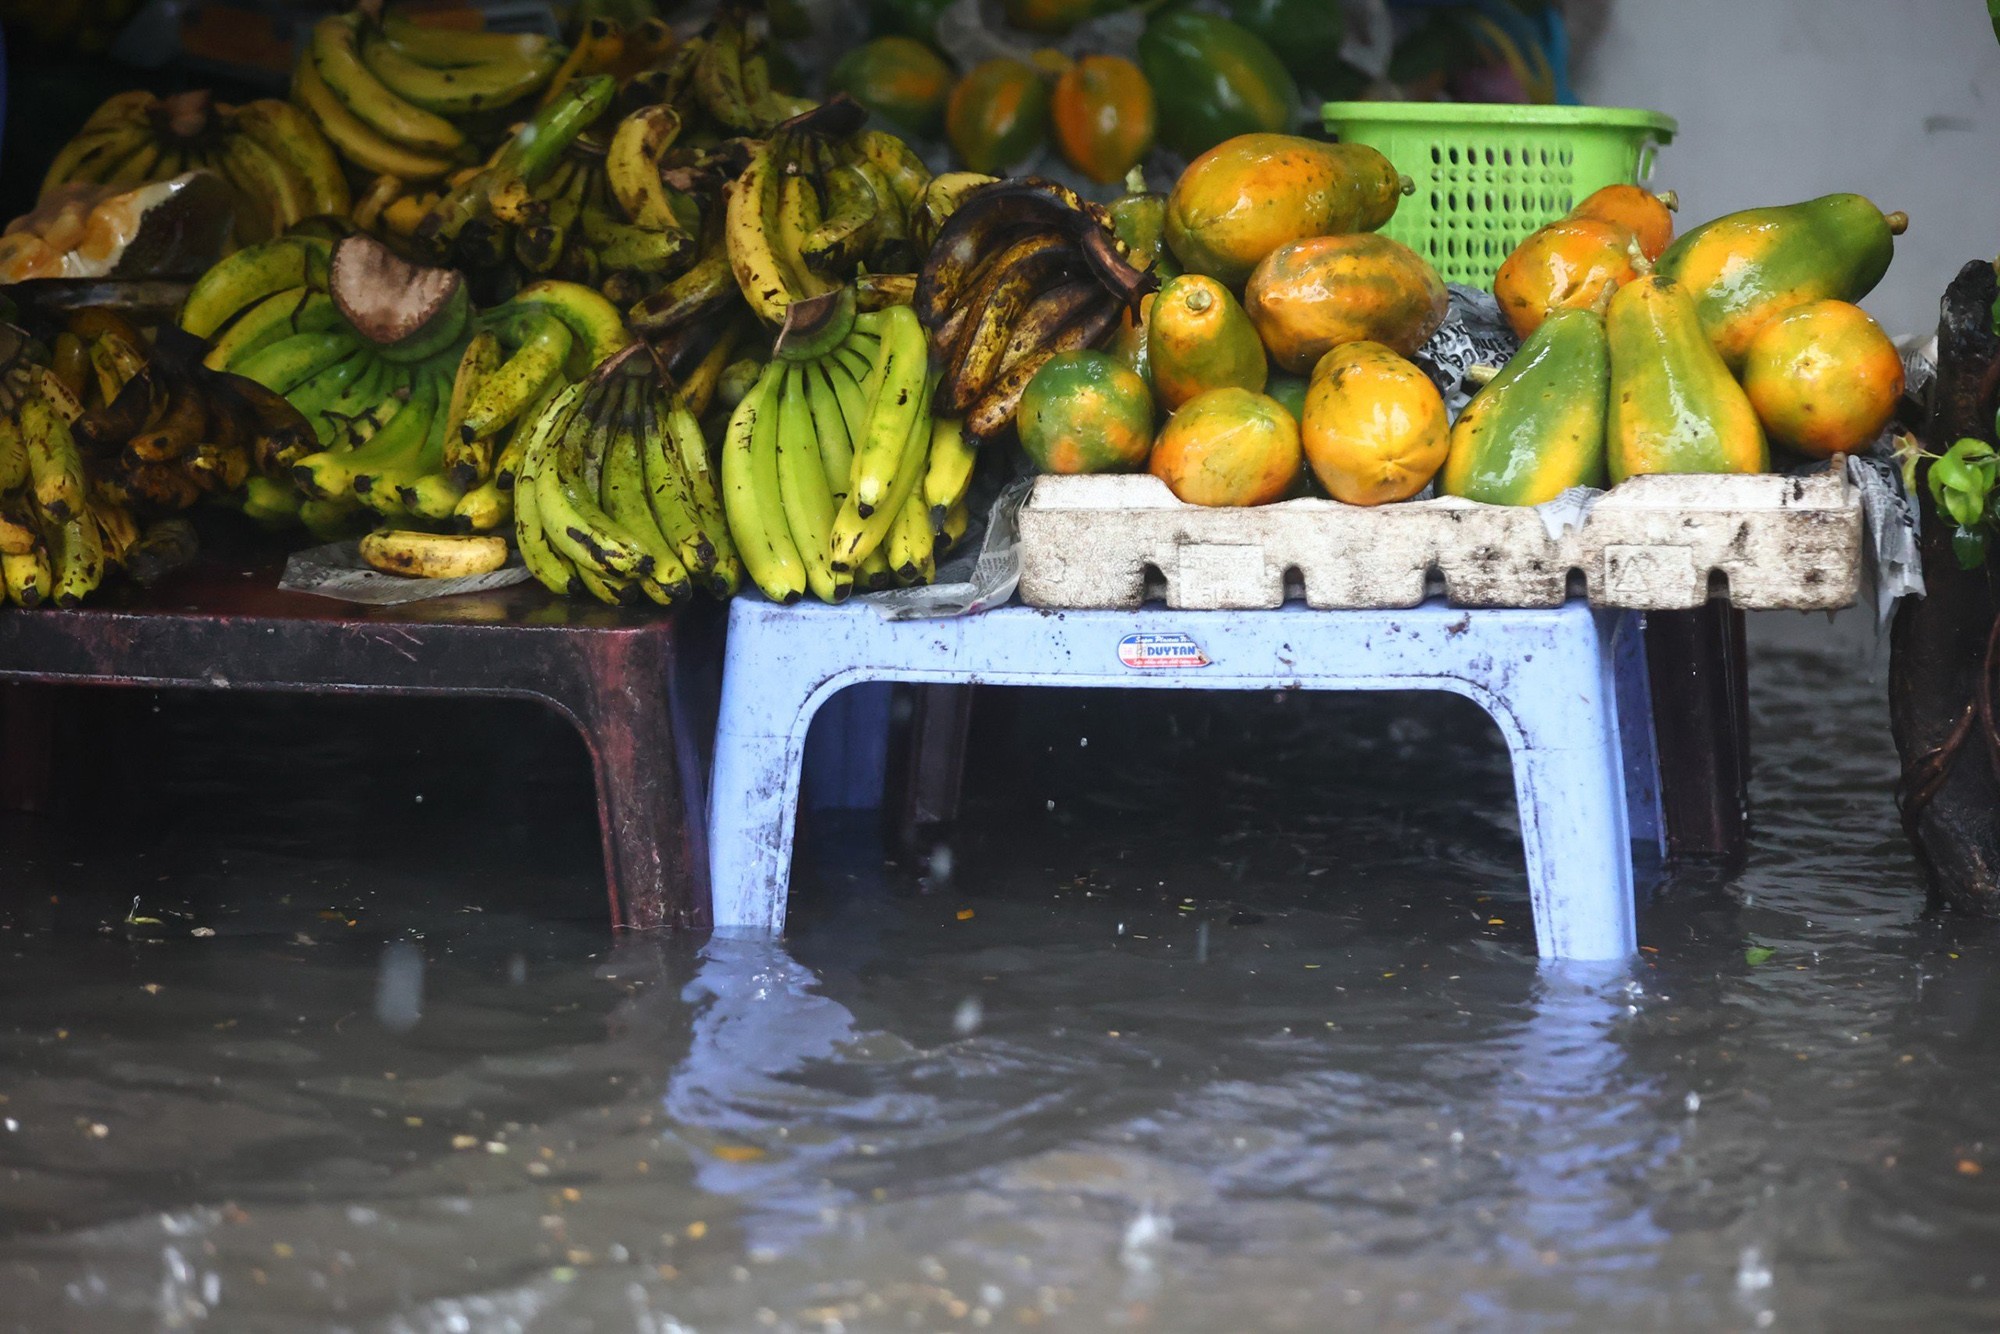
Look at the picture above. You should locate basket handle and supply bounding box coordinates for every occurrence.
[1637,144,1659,183]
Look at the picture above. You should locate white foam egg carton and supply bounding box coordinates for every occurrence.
[1016,470,1861,611]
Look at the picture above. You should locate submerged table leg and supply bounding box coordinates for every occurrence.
[0,682,56,814]
[1645,603,1751,865]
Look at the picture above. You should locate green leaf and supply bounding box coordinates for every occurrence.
[1744,945,1775,966]
[1990,0,2000,43]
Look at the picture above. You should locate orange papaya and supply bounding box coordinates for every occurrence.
[1651,193,1907,369]
[1244,233,1447,374]
[1149,386,1301,506]
[1492,218,1645,341]
[1164,133,1409,288]
[1606,275,1767,482]
[946,59,1050,175]
[1018,350,1156,474]
[1051,55,1156,185]
[1442,307,1609,505]
[1149,274,1267,409]
[1566,184,1678,261]
[830,36,954,137]
[1300,341,1448,506]
[1740,299,1904,458]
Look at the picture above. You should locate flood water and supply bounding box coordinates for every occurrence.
[1,613,1996,1332]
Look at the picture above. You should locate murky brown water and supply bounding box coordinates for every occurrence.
[2,614,1996,1332]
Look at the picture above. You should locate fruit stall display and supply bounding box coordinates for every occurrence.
[0,4,1908,617]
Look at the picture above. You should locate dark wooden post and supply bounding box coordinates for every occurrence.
[1645,602,1752,864]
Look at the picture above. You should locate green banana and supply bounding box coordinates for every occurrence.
[234,330,365,396]
[463,310,572,441]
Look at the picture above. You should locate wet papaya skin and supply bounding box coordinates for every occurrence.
[1165,134,1409,290]
[1606,274,1768,483]
[946,59,1051,175]
[1106,292,1155,394]
[1492,217,1646,341]
[1018,350,1156,474]
[1567,184,1678,261]
[1301,340,1448,506]
[1244,233,1448,374]
[1051,55,1157,184]
[1150,386,1302,506]
[1149,274,1268,410]
[1740,299,1905,458]
[1651,192,1907,369]
[1442,306,1609,505]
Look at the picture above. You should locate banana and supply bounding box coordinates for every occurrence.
[202,287,340,373]
[293,354,391,451]
[800,160,883,275]
[848,304,928,518]
[463,310,571,441]
[293,53,455,183]
[965,298,1122,442]
[298,496,368,543]
[217,134,311,238]
[579,207,693,273]
[234,330,365,396]
[693,14,758,131]
[540,17,625,109]
[293,378,421,501]
[512,389,585,596]
[441,330,503,484]
[126,375,207,464]
[636,399,717,587]
[356,371,451,516]
[922,414,976,533]
[39,122,150,198]
[3,547,51,608]
[20,390,87,522]
[500,280,632,373]
[852,130,931,217]
[400,473,465,522]
[359,529,509,579]
[605,104,685,229]
[660,396,741,595]
[938,230,1080,416]
[886,487,934,586]
[99,138,163,188]
[720,362,806,603]
[360,29,560,115]
[87,331,149,407]
[940,495,971,556]
[724,140,796,326]
[451,474,512,532]
[239,474,302,530]
[0,494,37,555]
[47,511,105,607]
[534,393,653,582]
[775,364,846,603]
[49,333,90,405]
[0,412,26,491]
[179,236,331,339]
[230,98,352,218]
[830,365,934,572]
[310,15,464,155]
[599,387,691,604]
[805,361,856,500]
[628,219,736,335]
[381,16,552,66]
[857,544,895,592]
[493,374,567,490]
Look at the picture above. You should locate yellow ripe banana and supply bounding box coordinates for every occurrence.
[724,141,796,326]
[512,386,585,596]
[852,129,932,215]
[831,372,934,572]
[0,412,26,492]
[451,476,512,532]
[0,501,37,556]
[775,365,844,603]
[463,314,570,441]
[39,122,150,198]
[857,544,895,592]
[886,487,934,586]
[659,396,741,595]
[229,98,352,218]
[848,305,929,518]
[359,529,509,579]
[501,281,632,375]
[360,29,560,116]
[19,389,87,523]
[350,173,403,231]
[540,17,625,108]
[805,362,855,500]
[102,139,163,188]
[310,15,463,155]
[720,363,807,603]
[922,414,976,532]
[605,104,684,228]
[47,511,106,607]
[399,473,464,523]
[381,16,552,66]
[293,53,455,183]
[441,330,503,483]
[599,398,691,605]
[940,496,971,554]
[2,547,51,608]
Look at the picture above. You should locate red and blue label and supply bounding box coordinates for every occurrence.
[1118,632,1209,669]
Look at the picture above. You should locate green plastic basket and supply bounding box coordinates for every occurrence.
[1320,103,1678,285]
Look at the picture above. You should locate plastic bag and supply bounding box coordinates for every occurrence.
[280,540,532,607]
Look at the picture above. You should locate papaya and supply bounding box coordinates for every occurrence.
[1051,55,1156,185]
[830,36,954,138]
[1149,386,1301,506]
[1265,372,1307,426]
[1568,184,1678,261]
[1651,193,1907,369]
[1227,0,1347,85]
[946,59,1051,175]
[1244,233,1448,374]
[1492,218,1646,341]
[1109,187,1178,280]
[1137,10,1298,159]
[1019,350,1155,474]
[1004,0,1101,34]
[1300,341,1448,506]
[1442,307,1609,506]
[1107,293,1154,394]
[1606,275,1767,483]
[1740,299,1904,459]
[1164,133,1409,289]
[1149,274,1267,409]
[868,0,954,42]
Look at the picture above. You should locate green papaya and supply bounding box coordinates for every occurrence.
[1651,193,1907,368]
[1442,307,1609,505]
[1137,10,1298,159]
[1227,0,1345,84]
[1108,181,1180,280]
[1606,275,1768,483]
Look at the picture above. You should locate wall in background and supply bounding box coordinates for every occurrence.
[1574,0,2000,338]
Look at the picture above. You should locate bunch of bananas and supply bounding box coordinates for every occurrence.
[720,290,976,604]
[914,178,1154,442]
[723,107,933,328]
[37,90,348,242]
[0,337,142,609]
[513,344,741,606]
[638,7,812,139]
[292,12,564,186]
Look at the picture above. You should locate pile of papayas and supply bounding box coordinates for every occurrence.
[834,6,1300,183]
[1012,124,1910,512]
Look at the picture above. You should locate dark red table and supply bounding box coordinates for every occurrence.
[0,558,722,929]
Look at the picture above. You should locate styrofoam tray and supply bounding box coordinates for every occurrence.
[1016,471,1861,611]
